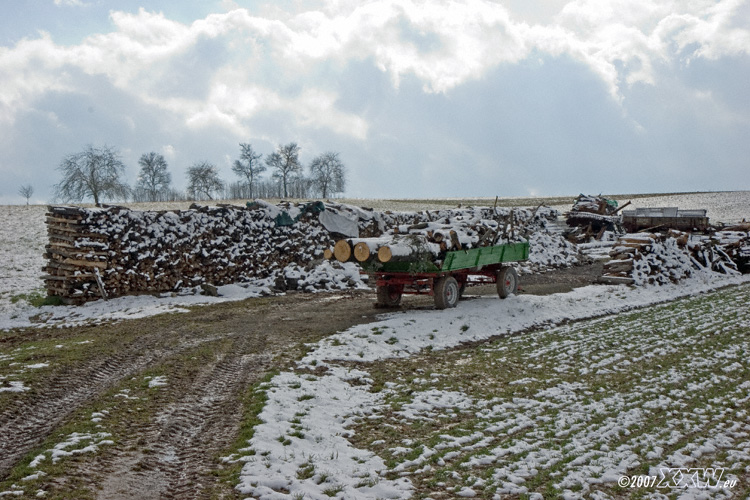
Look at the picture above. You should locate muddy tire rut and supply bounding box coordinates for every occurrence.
[0,335,183,477]
[0,290,385,499]
[96,350,272,500]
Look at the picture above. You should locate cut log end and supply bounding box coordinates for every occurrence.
[377,245,393,263]
[333,239,352,262]
[323,248,334,260]
[353,242,372,262]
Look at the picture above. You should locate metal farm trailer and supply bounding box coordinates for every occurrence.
[361,241,529,309]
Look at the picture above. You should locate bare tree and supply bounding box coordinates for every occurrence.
[266,142,301,198]
[135,152,171,202]
[54,145,130,206]
[187,161,224,201]
[18,184,34,205]
[231,143,265,199]
[309,152,346,198]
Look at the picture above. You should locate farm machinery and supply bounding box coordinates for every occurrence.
[330,237,529,309]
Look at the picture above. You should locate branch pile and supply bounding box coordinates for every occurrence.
[565,194,625,242]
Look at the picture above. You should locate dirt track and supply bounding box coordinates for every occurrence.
[0,264,601,498]
[0,289,395,498]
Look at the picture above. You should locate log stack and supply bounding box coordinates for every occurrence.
[601,230,747,286]
[329,208,566,270]
[43,202,389,304]
[44,206,111,302]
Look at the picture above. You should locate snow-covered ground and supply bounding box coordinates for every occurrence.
[610,191,750,225]
[341,191,750,224]
[230,272,750,499]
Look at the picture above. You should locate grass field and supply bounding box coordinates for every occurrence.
[348,284,750,499]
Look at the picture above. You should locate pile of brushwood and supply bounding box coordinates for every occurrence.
[565,194,628,242]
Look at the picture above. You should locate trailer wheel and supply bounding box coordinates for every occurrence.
[434,276,459,309]
[496,267,519,299]
[376,285,402,307]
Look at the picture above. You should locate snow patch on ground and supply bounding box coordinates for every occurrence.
[0,261,365,330]
[146,376,168,388]
[0,381,29,393]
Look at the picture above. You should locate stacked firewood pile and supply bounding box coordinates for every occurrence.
[44,207,110,301]
[43,202,388,303]
[601,230,746,285]
[565,194,628,242]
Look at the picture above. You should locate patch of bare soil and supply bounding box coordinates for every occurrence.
[0,264,601,498]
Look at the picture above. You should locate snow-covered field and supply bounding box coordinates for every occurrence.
[231,274,750,499]
[342,191,750,224]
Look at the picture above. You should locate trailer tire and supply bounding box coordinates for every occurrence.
[434,276,459,309]
[497,267,518,299]
[377,285,402,307]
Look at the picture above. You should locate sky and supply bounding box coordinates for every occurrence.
[1,0,749,204]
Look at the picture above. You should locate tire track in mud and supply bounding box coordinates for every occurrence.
[96,349,271,500]
[0,336,187,478]
[0,290,386,498]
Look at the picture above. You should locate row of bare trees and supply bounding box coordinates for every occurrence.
[52,143,347,205]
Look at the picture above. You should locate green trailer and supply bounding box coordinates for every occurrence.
[361,241,530,309]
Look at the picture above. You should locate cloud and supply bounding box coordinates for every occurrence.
[1,0,749,201]
[3,1,747,126]
[546,0,750,98]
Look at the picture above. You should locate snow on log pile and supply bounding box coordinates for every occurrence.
[43,202,383,303]
[331,206,581,271]
[565,194,624,236]
[602,230,748,285]
[43,202,581,303]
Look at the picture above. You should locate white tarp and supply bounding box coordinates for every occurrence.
[319,210,359,237]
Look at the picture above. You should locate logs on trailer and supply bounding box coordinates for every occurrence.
[332,214,535,267]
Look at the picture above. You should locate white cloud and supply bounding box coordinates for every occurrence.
[162,145,177,160]
[546,0,750,98]
[1,0,748,132]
